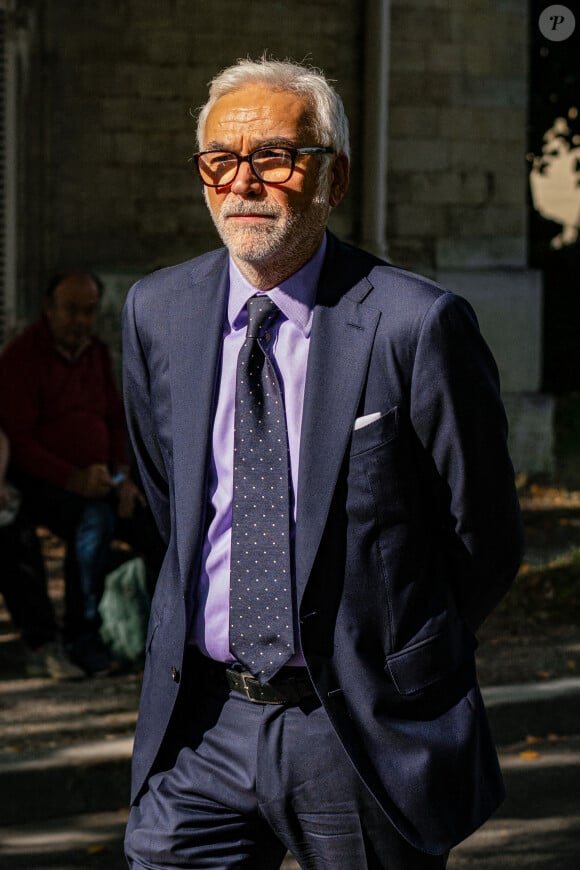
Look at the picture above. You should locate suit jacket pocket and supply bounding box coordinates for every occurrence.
[385,631,458,696]
[350,406,399,457]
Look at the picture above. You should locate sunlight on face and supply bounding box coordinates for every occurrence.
[201,85,336,283]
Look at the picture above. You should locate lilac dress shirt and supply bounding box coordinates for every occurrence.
[190,236,327,665]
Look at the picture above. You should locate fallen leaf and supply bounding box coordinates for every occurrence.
[87,845,109,855]
[519,750,540,760]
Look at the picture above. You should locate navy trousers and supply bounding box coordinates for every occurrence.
[125,653,448,870]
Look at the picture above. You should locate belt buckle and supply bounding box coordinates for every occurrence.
[239,672,283,705]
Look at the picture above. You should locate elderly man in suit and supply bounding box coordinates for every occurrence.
[122,58,523,869]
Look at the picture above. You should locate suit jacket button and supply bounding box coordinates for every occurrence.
[171,666,180,683]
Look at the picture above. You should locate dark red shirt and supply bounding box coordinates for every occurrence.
[0,318,127,488]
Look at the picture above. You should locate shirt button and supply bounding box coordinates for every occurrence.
[171,666,180,683]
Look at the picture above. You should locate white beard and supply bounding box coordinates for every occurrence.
[204,170,332,284]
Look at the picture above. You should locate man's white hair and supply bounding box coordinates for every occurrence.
[196,56,350,158]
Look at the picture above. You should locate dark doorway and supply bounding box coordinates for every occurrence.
[528,0,580,394]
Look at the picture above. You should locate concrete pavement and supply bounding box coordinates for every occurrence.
[450,733,580,868]
[0,732,579,868]
[0,678,579,868]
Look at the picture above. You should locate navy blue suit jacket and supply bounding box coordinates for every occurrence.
[122,233,523,855]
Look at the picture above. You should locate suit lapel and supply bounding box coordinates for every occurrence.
[295,244,381,602]
[166,240,381,605]
[169,252,229,585]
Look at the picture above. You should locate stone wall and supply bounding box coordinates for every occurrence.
[21,0,532,291]
[387,0,528,276]
[385,0,552,472]
[16,0,551,470]
[20,0,363,304]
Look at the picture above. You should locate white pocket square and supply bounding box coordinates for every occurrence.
[354,411,384,431]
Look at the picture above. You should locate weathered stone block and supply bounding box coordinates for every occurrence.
[451,143,526,179]
[390,41,427,73]
[449,76,527,109]
[391,7,453,42]
[436,236,527,268]
[438,106,525,142]
[394,203,448,237]
[437,268,543,392]
[427,43,463,74]
[389,139,450,172]
[389,72,452,106]
[503,393,556,475]
[448,205,526,237]
[389,107,441,138]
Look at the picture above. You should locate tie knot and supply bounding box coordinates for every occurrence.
[246,295,278,339]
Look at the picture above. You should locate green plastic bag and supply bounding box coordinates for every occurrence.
[99,556,150,665]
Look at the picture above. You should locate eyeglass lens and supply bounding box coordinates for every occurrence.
[196,148,294,186]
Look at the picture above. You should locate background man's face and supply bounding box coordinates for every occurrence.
[45,274,100,354]
[201,84,341,276]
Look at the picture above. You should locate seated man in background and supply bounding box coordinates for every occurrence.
[0,272,162,675]
[0,425,84,679]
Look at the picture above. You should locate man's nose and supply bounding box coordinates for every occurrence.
[230,160,263,194]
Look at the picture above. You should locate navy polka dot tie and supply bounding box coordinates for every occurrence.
[229,295,294,682]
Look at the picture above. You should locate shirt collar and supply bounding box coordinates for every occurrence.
[227,233,327,338]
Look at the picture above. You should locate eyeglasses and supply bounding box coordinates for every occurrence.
[193,145,335,187]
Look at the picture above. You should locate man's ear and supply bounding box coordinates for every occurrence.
[329,153,350,208]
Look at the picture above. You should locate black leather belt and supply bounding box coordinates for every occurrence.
[193,651,316,705]
[225,667,316,705]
